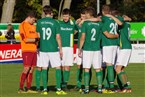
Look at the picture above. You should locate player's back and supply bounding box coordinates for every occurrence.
[36,17,59,52]
[101,16,119,46]
[82,21,102,51]
[120,22,132,49]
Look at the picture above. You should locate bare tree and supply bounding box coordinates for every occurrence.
[42,0,50,18]
[58,0,64,19]
[60,0,72,18]
[1,0,16,23]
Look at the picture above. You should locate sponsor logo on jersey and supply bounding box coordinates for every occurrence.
[60,27,73,31]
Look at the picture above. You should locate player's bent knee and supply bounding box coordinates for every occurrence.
[23,67,30,73]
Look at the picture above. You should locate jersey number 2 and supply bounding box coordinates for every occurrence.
[42,27,52,40]
[91,28,96,41]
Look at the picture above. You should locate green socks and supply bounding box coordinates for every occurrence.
[63,70,70,85]
[56,69,62,89]
[107,66,114,88]
[96,71,103,90]
[42,69,48,90]
[76,68,83,88]
[84,72,90,90]
[117,71,131,89]
[35,69,41,90]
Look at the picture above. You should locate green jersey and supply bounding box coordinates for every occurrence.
[119,22,132,49]
[81,21,102,51]
[101,16,119,46]
[59,20,76,47]
[36,17,59,52]
[76,24,82,48]
[116,16,124,46]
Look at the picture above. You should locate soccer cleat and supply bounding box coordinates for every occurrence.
[27,89,38,93]
[107,90,115,94]
[56,90,67,95]
[18,88,27,93]
[81,89,89,94]
[102,89,108,94]
[102,89,115,94]
[97,89,102,94]
[41,89,48,95]
[120,88,132,93]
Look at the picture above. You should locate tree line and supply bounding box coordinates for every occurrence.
[0,0,145,23]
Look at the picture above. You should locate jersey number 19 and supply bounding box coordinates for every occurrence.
[42,27,52,40]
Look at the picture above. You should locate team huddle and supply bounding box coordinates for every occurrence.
[18,5,132,95]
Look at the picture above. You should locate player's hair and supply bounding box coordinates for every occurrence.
[85,7,96,17]
[27,11,37,18]
[102,5,111,14]
[62,8,71,15]
[80,8,86,14]
[43,5,53,15]
[111,10,120,16]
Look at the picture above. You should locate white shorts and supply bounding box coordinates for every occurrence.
[83,51,102,69]
[116,49,132,67]
[103,46,118,65]
[62,47,74,66]
[76,48,82,65]
[39,52,61,68]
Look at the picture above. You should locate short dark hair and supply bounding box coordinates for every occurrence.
[102,5,111,14]
[85,7,96,16]
[62,8,71,15]
[80,8,86,14]
[27,11,37,18]
[43,5,53,15]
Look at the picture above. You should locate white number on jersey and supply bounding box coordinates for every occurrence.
[110,23,118,34]
[42,27,52,40]
[91,28,96,41]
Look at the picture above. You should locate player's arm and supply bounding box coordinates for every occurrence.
[56,34,63,57]
[20,24,38,43]
[105,14,123,26]
[123,15,132,21]
[85,17,102,22]
[103,31,119,38]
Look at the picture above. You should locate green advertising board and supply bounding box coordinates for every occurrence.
[0,23,20,42]
[0,23,145,41]
[130,22,145,40]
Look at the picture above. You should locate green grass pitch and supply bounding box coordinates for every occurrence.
[0,63,144,97]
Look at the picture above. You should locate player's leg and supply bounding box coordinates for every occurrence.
[49,52,67,95]
[18,52,31,93]
[82,51,92,94]
[93,51,103,93]
[26,52,37,93]
[115,49,132,93]
[63,47,74,90]
[39,52,49,94]
[35,67,42,91]
[75,48,83,90]
[35,53,43,92]
[103,46,115,90]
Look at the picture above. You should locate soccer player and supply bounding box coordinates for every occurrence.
[36,5,67,95]
[74,9,101,91]
[59,8,76,90]
[115,15,132,93]
[78,7,103,94]
[18,11,39,93]
[101,5,120,93]
[108,11,132,92]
